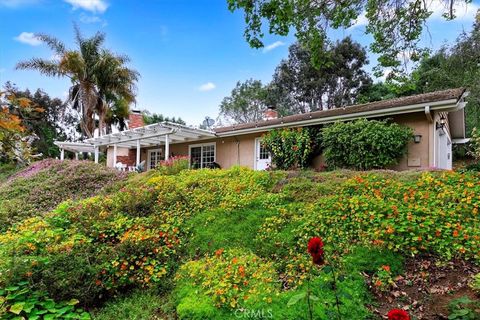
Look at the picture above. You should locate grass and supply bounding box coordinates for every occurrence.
[185,208,277,256]
[92,290,172,320]
[0,162,18,182]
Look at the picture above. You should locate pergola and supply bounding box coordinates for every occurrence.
[54,122,216,165]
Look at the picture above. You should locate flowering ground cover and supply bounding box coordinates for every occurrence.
[0,161,479,319]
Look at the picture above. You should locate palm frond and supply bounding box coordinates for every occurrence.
[15,58,63,77]
[35,33,66,54]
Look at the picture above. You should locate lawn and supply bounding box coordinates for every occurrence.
[0,161,479,319]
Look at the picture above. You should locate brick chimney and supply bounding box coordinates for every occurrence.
[264,107,278,120]
[128,110,144,129]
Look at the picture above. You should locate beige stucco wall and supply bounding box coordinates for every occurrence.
[389,112,431,170]
[106,146,129,167]
[106,111,442,171]
[139,133,263,169]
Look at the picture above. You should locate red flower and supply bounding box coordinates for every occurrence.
[307,237,324,265]
[387,309,410,320]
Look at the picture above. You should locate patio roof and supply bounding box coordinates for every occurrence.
[55,121,217,153]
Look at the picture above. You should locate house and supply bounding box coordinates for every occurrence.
[55,88,468,171]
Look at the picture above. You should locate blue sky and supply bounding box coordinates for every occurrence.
[0,0,479,125]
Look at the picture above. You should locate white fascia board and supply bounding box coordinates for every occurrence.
[216,99,459,137]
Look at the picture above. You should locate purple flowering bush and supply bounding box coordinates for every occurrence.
[0,159,126,230]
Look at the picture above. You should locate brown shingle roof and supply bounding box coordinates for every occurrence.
[214,88,466,134]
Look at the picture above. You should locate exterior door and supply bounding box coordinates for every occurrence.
[436,129,452,170]
[255,138,271,170]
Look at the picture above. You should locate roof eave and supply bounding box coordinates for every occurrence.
[216,98,460,137]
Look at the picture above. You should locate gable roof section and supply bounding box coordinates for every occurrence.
[215,88,466,136]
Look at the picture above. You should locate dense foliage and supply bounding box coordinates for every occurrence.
[227,0,467,75]
[218,79,273,124]
[322,119,413,170]
[468,127,480,161]
[142,110,186,126]
[0,159,126,230]
[0,281,90,319]
[270,38,372,112]
[3,82,78,159]
[262,127,321,170]
[0,162,479,318]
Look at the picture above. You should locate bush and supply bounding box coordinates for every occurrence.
[468,127,480,161]
[0,159,126,230]
[156,156,189,175]
[262,127,321,170]
[322,119,413,170]
[175,249,279,318]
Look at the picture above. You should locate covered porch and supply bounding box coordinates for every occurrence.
[54,122,216,170]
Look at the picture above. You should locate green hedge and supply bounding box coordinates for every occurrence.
[322,119,413,170]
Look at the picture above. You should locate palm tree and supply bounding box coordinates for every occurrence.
[16,26,138,138]
[94,50,139,135]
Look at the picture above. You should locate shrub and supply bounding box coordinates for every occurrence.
[468,127,480,161]
[156,156,189,175]
[322,119,413,170]
[175,249,279,318]
[0,159,126,230]
[262,127,321,170]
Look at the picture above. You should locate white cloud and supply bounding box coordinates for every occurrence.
[428,0,479,21]
[197,82,216,92]
[14,32,42,46]
[263,41,285,53]
[64,0,108,13]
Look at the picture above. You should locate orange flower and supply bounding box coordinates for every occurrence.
[386,226,395,234]
[382,265,391,272]
[374,280,383,287]
[215,248,224,257]
[453,230,459,237]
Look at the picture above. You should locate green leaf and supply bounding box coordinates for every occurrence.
[309,294,320,301]
[287,292,307,306]
[66,298,79,306]
[9,302,25,315]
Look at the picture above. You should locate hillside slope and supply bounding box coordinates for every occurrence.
[0,159,126,230]
[0,164,479,319]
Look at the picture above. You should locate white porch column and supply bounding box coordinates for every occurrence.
[165,134,170,160]
[113,144,117,166]
[94,146,99,164]
[75,152,79,160]
[60,148,65,161]
[136,139,141,166]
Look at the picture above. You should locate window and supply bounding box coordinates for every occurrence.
[189,143,216,168]
[148,149,163,170]
[259,141,270,160]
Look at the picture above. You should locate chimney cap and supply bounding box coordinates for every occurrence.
[131,109,142,114]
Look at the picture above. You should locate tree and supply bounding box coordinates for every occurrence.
[227,0,469,75]
[4,83,78,158]
[390,14,480,134]
[0,89,36,164]
[270,38,372,113]
[218,79,274,124]
[16,26,138,138]
[142,111,186,126]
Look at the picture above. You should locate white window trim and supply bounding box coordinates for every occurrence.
[188,142,216,168]
[147,148,163,170]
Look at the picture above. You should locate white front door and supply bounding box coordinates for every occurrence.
[436,129,452,170]
[255,138,271,170]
